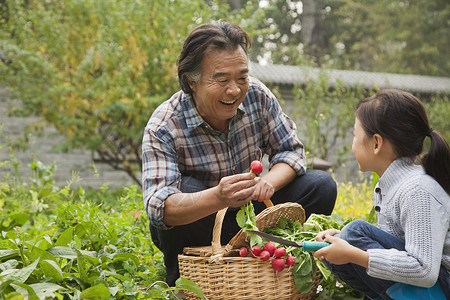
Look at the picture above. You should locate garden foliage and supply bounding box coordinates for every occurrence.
[291,71,371,167]
[0,149,379,299]
[0,152,206,299]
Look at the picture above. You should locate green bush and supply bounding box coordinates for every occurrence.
[0,154,207,299]
[0,0,219,186]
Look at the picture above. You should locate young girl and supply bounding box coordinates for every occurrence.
[314,89,449,300]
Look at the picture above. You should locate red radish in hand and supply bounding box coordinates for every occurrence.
[286,255,295,271]
[249,160,274,207]
[272,258,285,277]
[250,245,262,257]
[250,160,263,175]
[239,247,248,257]
[259,250,270,261]
[274,247,286,258]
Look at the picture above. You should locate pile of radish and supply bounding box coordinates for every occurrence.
[239,242,296,277]
[237,181,357,296]
[238,160,297,277]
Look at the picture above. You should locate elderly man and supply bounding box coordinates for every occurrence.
[142,20,336,285]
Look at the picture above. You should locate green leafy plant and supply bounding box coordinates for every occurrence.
[0,157,206,299]
[236,202,263,246]
[264,214,362,299]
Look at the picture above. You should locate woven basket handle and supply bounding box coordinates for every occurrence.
[211,200,273,255]
[211,207,228,255]
[264,200,274,207]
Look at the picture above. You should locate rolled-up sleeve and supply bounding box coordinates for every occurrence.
[142,125,181,229]
[263,88,306,175]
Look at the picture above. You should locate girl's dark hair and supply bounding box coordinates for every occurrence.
[356,89,450,194]
[177,20,252,95]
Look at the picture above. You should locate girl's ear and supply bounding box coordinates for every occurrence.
[372,134,384,154]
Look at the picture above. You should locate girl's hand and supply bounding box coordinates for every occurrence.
[315,229,340,241]
[313,235,369,268]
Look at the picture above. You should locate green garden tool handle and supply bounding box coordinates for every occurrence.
[302,241,330,252]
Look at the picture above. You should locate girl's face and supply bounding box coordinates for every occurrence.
[352,118,375,172]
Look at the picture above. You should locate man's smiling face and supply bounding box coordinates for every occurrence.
[189,46,249,131]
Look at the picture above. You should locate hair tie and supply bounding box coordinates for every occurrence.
[426,128,433,137]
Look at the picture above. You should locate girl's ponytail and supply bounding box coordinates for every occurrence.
[422,129,450,194]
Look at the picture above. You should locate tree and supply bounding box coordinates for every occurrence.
[326,0,450,76]
[250,0,449,76]
[0,0,221,185]
[300,0,324,59]
[250,0,305,65]
[0,0,265,186]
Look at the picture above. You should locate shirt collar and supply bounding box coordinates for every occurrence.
[181,93,204,130]
[377,157,418,192]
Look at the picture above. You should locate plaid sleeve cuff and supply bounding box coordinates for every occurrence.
[145,186,180,229]
[270,150,306,176]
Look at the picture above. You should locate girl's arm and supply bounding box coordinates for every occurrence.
[313,235,369,269]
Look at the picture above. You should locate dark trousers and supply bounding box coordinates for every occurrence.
[150,170,337,286]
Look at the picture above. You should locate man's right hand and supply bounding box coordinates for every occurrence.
[163,172,257,226]
[216,172,257,207]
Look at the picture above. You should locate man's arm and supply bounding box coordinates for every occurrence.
[263,162,297,191]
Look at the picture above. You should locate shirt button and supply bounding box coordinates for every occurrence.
[375,206,381,212]
[375,187,381,194]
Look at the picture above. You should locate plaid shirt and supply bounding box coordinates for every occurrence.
[142,77,306,228]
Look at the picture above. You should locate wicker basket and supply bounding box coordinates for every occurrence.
[178,203,321,299]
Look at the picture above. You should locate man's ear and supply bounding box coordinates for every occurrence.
[372,134,383,154]
[188,80,197,93]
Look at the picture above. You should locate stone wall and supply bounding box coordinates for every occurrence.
[0,84,361,189]
[0,86,136,189]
